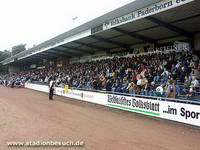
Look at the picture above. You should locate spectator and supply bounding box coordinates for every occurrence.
[166,80,176,98]
[156,84,164,97]
[183,76,191,96]
[188,76,200,97]
[127,81,136,95]
[0,50,199,100]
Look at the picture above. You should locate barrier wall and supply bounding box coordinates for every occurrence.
[25,83,200,127]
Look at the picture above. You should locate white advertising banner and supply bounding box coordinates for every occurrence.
[25,83,49,93]
[55,87,106,105]
[103,0,194,30]
[106,94,200,127]
[25,83,200,127]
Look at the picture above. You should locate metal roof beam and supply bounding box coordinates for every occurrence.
[19,58,35,63]
[60,45,94,55]
[90,35,129,49]
[17,55,44,62]
[130,14,200,34]
[30,55,45,60]
[87,14,199,47]
[89,14,200,45]
[50,48,77,56]
[170,14,200,24]
[44,51,71,58]
[46,50,72,57]
[147,16,193,38]
[73,41,109,52]
[38,53,57,59]
[113,27,156,43]
[55,47,91,57]
[21,56,41,63]
[57,46,85,55]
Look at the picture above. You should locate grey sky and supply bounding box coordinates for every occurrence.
[0,0,134,51]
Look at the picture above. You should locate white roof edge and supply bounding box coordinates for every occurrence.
[0,0,174,64]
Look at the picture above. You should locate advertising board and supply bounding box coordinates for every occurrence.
[25,84,200,127]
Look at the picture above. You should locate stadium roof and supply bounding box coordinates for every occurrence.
[1,0,200,65]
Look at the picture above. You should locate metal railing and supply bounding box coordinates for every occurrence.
[28,81,200,105]
[74,87,200,105]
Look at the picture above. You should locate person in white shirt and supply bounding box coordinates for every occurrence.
[191,76,199,87]
[156,85,164,97]
[189,76,199,96]
[186,76,199,97]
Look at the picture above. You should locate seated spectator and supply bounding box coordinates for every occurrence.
[192,67,200,80]
[156,84,164,97]
[127,81,136,95]
[183,76,191,96]
[105,79,112,91]
[165,80,176,98]
[111,80,120,93]
[92,78,98,90]
[121,78,129,93]
[0,50,199,100]
[149,82,156,96]
[188,76,200,97]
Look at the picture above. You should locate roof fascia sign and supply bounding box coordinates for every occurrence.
[103,0,194,30]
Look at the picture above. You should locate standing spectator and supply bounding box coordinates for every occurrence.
[161,68,169,84]
[49,79,55,100]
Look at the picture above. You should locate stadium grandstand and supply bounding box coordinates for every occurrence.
[0,0,200,102]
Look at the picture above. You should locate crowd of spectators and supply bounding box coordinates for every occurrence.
[0,51,200,99]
